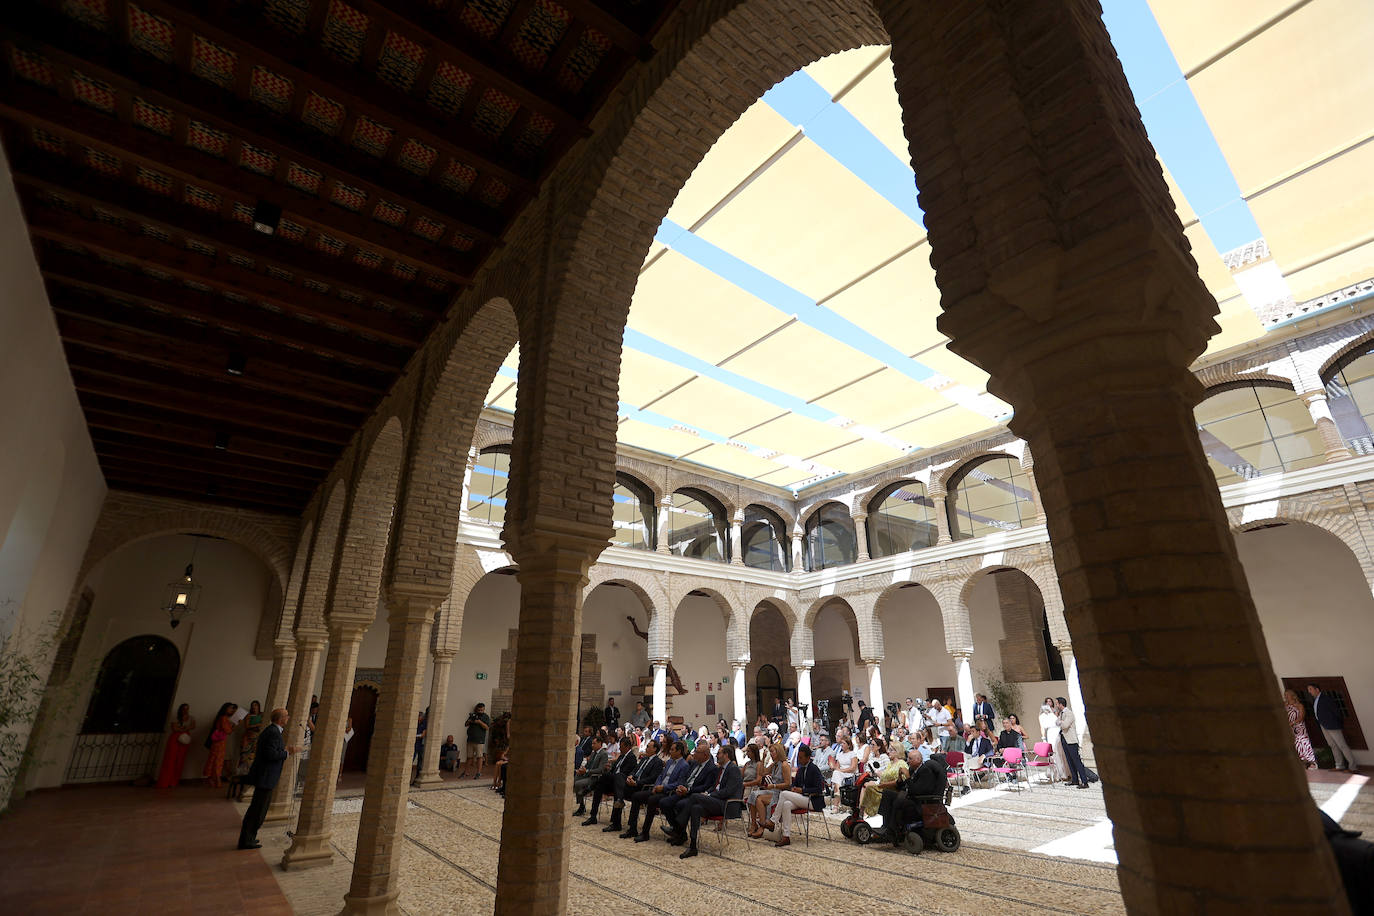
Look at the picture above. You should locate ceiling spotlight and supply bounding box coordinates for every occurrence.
[213,432,230,451]
[252,200,281,235]
[226,352,246,376]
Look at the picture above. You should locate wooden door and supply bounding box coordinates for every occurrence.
[343,685,378,772]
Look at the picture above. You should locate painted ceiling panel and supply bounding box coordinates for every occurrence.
[886,407,996,451]
[1187,0,1374,196]
[1282,239,1374,303]
[628,250,791,365]
[1249,139,1374,272]
[754,465,822,488]
[681,443,799,479]
[806,437,908,473]
[721,321,885,402]
[812,367,949,431]
[696,137,921,300]
[617,348,697,409]
[648,376,786,437]
[1147,0,1294,74]
[739,412,860,458]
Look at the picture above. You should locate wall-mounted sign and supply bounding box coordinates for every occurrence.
[475,672,487,680]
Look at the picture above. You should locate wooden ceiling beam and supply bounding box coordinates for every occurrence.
[55,310,380,412]
[25,202,426,346]
[40,252,408,374]
[68,361,356,444]
[90,431,322,487]
[3,7,510,242]
[100,471,308,513]
[0,78,477,286]
[553,0,655,60]
[82,406,337,470]
[48,284,394,395]
[97,452,316,498]
[11,154,449,318]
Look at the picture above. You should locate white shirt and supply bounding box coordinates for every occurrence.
[905,706,921,732]
[931,706,952,737]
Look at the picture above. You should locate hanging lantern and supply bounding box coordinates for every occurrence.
[163,541,203,628]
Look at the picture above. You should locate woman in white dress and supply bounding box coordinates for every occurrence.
[828,737,857,812]
[1040,697,1068,780]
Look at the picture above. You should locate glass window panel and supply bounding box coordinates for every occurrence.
[1195,383,1324,483]
[947,456,1034,541]
[1333,352,1374,454]
[611,476,654,550]
[668,490,725,562]
[742,506,788,571]
[467,448,510,526]
[805,504,855,570]
[867,480,936,558]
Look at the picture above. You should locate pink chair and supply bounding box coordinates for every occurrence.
[1025,741,1056,786]
[990,747,1027,791]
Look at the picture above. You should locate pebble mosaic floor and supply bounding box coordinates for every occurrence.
[257,768,1372,915]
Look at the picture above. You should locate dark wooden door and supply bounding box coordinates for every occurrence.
[343,685,378,772]
[1281,676,1367,751]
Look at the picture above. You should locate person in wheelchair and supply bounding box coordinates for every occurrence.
[873,750,948,843]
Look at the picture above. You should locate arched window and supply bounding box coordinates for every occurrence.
[866,480,936,558]
[1194,382,1325,485]
[81,635,180,734]
[741,505,789,572]
[612,473,655,550]
[667,488,728,562]
[946,455,1035,541]
[466,446,510,526]
[804,503,855,570]
[1323,347,1374,456]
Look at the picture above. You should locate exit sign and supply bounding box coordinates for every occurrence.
[475,672,487,680]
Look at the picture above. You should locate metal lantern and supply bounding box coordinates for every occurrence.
[163,540,203,628]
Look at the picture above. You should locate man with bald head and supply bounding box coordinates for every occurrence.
[237,707,300,850]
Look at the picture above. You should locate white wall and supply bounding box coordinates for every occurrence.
[670,595,729,730]
[967,572,1009,702]
[0,146,108,806]
[444,573,520,724]
[875,586,953,710]
[584,585,656,702]
[1239,523,1374,765]
[30,535,274,788]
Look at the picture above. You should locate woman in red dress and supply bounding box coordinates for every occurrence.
[202,702,236,788]
[155,704,196,788]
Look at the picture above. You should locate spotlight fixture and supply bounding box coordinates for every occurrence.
[226,352,246,376]
[252,200,281,235]
[213,432,230,451]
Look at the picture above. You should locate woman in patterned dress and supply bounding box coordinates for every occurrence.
[202,702,236,788]
[1284,689,1317,769]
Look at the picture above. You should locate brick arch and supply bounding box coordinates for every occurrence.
[328,417,405,627]
[78,503,293,605]
[664,584,735,662]
[1231,509,1374,589]
[668,480,738,522]
[472,430,513,454]
[1199,377,1299,400]
[743,500,795,533]
[857,476,927,517]
[584,566,668,659]
[438,547,518,654]
[388,296,519,592]
[935,448,1021,495]
[616,460,665,506]
[1318,324,1374,382]
[872,580,951,655]
[799,595,866,665]
[1195,362,1300,394]
[798,498,852,528]
[296,480,348,634]
[274,520,314,643]
[956,558,1064,657]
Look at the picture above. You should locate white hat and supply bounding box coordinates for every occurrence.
[767,722,779,732]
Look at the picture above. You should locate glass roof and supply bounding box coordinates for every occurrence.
[485,0,1373,492]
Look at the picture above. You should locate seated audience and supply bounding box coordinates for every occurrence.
[622,740,687,840]
[582,737,638,827]
[672,744,743,858]
[648,743,716,844]
[572,736,608,817]
[749,741,790,838]
[761,744,827,848]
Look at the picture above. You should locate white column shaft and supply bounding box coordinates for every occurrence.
[955,654,974,720]
[732,664,747,728]
[866,663,884,722]
[651,663,668,725]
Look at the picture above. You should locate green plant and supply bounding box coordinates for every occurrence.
[979,666,1022,725]
[581,705,605,730]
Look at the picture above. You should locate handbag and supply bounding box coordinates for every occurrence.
[211,729,227,742]
[177,732,191,746]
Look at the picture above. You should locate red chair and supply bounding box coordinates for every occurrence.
[700,797,749,857]
[944,750,968,793]
[1025,741,1056,786]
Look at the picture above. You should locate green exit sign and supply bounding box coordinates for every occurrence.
[475,672,488,680]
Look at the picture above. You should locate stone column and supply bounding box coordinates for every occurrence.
[264,638,297,713]
[341,584,443,916]
[656,496,673,553]
[281,616,368,870]
[458,445,480,521]
[1300,390,1353,462]
[929,485,952,545]
[414,650,456,788]
[264,628,325,825]
[790,531,804,571]
[732,663,747,727]
[952,651,974,720]
[729,511,744,566]
[795,665,813,721]
[651,661,668,727]
[852,513,870,562]
[864,659,884,722]
[492,525,601,916]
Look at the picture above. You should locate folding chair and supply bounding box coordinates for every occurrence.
[702,797,749,857]
[791,801,831,846]
[1025,742,1056,787]
[990,747,1027,791]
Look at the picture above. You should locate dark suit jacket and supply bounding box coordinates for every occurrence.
[703,761,743,801]
[613,751,638,777]
[1313,693,1345,730]
[791,761,827,810]
[973,701,995,723]
[247,724,288,789]
[679,759,718,795]
[628,754,664,791]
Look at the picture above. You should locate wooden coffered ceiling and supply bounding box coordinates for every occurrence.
[0,0,677,514]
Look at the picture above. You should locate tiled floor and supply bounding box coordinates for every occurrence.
[0,782,293,916]
[3,767,1368,915]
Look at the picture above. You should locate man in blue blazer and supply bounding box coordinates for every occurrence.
[674,744,744,857]
[238,707,300,850]
[1308,684,1357,772]
[655,743,719,845]
[622,740,686,839]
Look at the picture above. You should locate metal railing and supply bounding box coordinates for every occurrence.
[64,732,164,783]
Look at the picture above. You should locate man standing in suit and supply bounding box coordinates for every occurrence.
[237,707,299,850]
[675,744,744,858]
[655,743,717,845]
[604,697,621,732]
[973,694,995,728]
[1055,697,1091,789]
[1308,684,1358,772]
[572,736,609,817]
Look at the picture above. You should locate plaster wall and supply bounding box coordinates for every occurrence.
[669,595,730,731]
[877,586,954,712]
[582,586,654,703]
[30,534,273,788]
[967,573,1010,701]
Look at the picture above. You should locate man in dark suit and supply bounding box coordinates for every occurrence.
[584,738,647,830]
[762,743,827,847]
[622,740,686,839]
[973,694,995,727]
[1308,684,1357,772]
[675,744,744,858]
[238,707,299,850]
[655,743,717,845]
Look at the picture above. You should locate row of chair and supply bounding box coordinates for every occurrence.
[944,743,1058,792]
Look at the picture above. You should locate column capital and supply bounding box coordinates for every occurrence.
[504,515,612,570]
[731,661,748,671]
[861,657,883,668]
[650,658,670,668]
[432,649,457,663]
[851,511,867,523]
[1297,388,1329,405]
[928,482,947,499]
[326,615,372,642]
[1054,642,1074,658]
[294,628,327,651]
[950,649,973,661]
[273,637,298,654]
[793,663,813,674]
